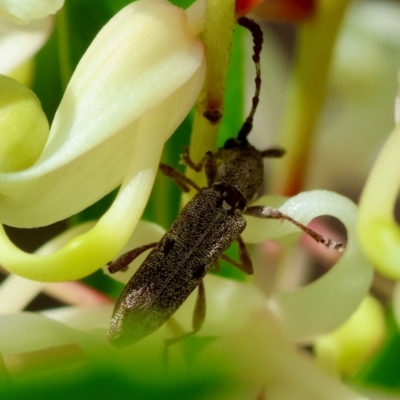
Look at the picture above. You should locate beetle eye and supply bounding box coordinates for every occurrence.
[224,137,249,150]
[223,138,238,149]
[237,199,246,210]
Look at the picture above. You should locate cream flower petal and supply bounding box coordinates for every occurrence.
[0,222,96,313]
[0,0,63,24]
[42,305,113,333]
[243,190,373,341]
[0,0,206,281]
[205,309,369,400]
[0,0,205,227]
[0,313,92,356]
[0,15,53,74]
[0,72,204,282]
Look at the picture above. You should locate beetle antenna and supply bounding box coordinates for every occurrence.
[236,17,263,143]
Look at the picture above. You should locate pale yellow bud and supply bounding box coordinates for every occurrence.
[315,295,386,376]
[0,74,48,172]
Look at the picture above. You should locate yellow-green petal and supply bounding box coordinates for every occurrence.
[0,0,205,228]
[243,190,373,341]
[315,295,386,376]
[358,123,400,279]
[0,75,48,172]
[0,72,205,282]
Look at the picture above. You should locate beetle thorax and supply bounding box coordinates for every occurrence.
[214,144,264,203]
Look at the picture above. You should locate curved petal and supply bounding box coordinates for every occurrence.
[243,190,373,341]
[205,309,369,400]
[0,66,205,282]
[42,305,113,333]
[358,123,400,280]
[0,0,63,24]
[0,222,95,313]
[0,0,205,227]
[0,15,53,74]
[0,313,91,356]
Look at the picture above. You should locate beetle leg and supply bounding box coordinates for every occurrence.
[180,147,205,172]
[183,149,218,188]
[211,259,220,272]
[164,280,206,352]
[218,237,253,274]
[181,148,218,188]
[192,279,206,331]
[107,242,158,273]
[219,254,241,269]
[159,163,201,192]
[259,147,286,158]
[236,236,254,274]
[203,151,217,187]
[245,206,344,252]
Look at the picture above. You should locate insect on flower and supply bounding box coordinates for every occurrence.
[107,17,343,348]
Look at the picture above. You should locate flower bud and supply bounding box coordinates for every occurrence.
[0,75,48,172]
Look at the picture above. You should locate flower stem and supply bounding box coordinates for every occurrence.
[56,6,72,89]
[184,0,237,195]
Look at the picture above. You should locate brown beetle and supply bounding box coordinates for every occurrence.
[107,17,343,348]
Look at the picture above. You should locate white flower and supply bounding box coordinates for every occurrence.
[0,15,54,77]
[0,0,60,81]
[0,0,206,281]
[0,0,64,24]
[0,1,381,397]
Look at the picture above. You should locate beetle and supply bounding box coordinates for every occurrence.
[107,17,343,348]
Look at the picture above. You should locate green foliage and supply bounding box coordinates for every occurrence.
[0,356,236,400]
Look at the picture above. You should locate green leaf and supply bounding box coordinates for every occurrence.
[351,309,400,391]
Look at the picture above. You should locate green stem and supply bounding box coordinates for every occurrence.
[271,0,350,196]
[184,0,237,197]
[56,7,72,90]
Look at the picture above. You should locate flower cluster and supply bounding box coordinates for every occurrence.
[0,0,398,398]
